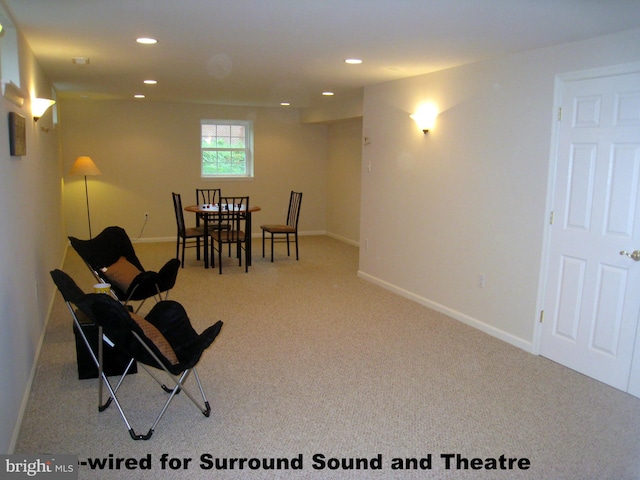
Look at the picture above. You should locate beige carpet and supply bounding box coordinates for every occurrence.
[14,236,640,479]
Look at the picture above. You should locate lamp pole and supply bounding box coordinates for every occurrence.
[69,156,102,239]
[83,175,92,238]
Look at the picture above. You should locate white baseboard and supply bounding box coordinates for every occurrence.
[9,249,69,453]
[326,232,359,247]
[131,236,175,243]
[357,270,533,353]
[131,231,336,243]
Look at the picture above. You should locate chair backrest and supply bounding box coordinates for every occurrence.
[172,192,187,236]
[69,226,145,273]
[216,196,249,235]
[196,188,221,205]
[286,191,303,229]
[50,269,86,305]
[195,189,221,227]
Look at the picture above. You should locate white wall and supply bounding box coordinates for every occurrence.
[0,27,65,452]
[59,100,329,241]
[359,28,640,350]
[326,118,362,246]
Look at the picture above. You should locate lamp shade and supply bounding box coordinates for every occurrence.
[410,104,438,133]
[32,98,56,120]
[69,156,102,176]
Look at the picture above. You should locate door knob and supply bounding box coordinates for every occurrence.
[620,250,640,261]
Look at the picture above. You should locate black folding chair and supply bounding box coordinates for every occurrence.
[69,226,180,313]
[50,269,223,440]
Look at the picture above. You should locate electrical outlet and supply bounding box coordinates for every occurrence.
[477,274,486,288]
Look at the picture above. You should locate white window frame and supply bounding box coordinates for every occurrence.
[200,119,254,179]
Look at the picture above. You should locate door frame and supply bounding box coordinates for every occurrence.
[533,61,640,396]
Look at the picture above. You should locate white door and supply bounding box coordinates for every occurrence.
[541,68,640,394]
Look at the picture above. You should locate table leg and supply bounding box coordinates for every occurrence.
[247,212,252,266]
[204,213,209,269]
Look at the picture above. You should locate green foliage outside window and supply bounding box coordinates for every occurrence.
[201,121,253,177]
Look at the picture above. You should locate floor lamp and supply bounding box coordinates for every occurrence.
[69,156,102,238]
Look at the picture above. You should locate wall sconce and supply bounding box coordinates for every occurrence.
[410,104,438,134]
[32,98,56,122]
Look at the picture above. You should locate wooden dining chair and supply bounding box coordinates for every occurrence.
[172,192,209,268]
[261,191,303,262]
[196,188,221,205]
[196,187,232,257]
[210,196,250,274]
[195,188,221,227]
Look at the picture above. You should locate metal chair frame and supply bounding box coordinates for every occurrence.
[51,269,222,440]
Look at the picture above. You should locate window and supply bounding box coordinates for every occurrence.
[201,120,253,178]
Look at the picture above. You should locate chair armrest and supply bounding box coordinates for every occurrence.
[173,321,224,370]
[156,258,181,291]
[126,271,159,300]
[125,259,180,301]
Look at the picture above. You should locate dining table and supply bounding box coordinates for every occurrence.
[184,203,261,269]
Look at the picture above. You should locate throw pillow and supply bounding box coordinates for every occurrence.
[129,312,179,365]
[102,256,141,292]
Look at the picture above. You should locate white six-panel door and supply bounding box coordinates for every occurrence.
[541,68,640,395]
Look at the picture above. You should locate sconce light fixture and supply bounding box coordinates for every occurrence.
[410,104,438,134]
[32,98,56,122]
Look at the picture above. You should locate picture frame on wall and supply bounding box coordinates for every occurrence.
[8,112,26,156]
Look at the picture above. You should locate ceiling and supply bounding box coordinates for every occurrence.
[3,0,640,108]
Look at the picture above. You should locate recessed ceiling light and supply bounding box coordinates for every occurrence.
[143,80,157,85]
[136,37,157,45]
[344,58,362,64]
[322,92,334,96]
[134,94,145,99]
[280,102,291,106]
[72,57,90,65]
